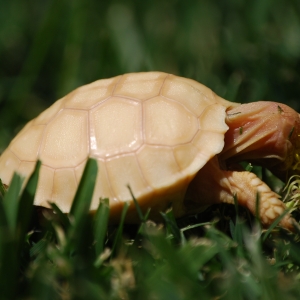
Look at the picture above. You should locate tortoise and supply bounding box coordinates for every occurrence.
[0,72,299,230]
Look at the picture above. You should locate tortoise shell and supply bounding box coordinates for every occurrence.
[0,72,236,219]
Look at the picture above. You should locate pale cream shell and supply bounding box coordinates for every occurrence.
[0,72,233,219]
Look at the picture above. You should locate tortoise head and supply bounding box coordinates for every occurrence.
[220,101,300,181]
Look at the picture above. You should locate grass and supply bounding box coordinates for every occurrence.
[1,0,300,298]
[0,159,300,299]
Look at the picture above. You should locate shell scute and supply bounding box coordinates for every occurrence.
[144,96,198,146]
[18,161,37,180]
[34,165,54,207]
[173,143,200,173]
[10,124,45,161]
[198,103,228,132]
[39,109,89,168]
[136,145,182,190]
[113,72,167,100]
[161,75,215,116]
[106,154,151,202]
[192,131,225,160]
[63,76,120,110]
[90,159,113,211]
[89,97,142,158]
[0,150,20,183]
[51,168,77,212]
[168,74,219,103]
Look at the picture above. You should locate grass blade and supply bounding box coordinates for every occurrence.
[262,209,291,242]
[3,173,23,232]
[0,196,8,227]
[17,161,41,239]
[65,158,98,254]
[69,158,98,218]
[0,179,7,197]
[111,201,129,257]
[127,184,147,222]
[160,208,183,244]
[49,202,71,229]
[94,198,110,257]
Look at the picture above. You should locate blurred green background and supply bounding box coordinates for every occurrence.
[1,0,300,151]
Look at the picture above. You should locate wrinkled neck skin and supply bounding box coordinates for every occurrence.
[220,101,300,181]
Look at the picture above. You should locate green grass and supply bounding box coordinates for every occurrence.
[1,0,300,299]
[0,159,300,299]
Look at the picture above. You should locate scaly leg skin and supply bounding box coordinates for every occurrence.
[185,158,295,231]
[223,170,294,231]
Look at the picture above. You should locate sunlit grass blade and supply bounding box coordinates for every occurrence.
[65,158,98,254]
[127,184,148,222]
[49,202,71,229]
[69,158,98,218]
[70,158,98,218]
[111,201,129,258]
[180,221,215,232]
[128,184,151,237]
[94,198,110,257]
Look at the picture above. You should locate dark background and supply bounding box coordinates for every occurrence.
[1,0,300,151]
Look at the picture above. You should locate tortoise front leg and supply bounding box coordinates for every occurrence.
[185,158,295,231]
[223,169,294,230]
